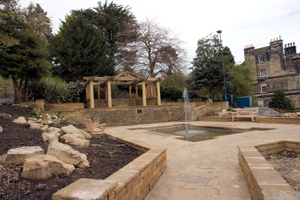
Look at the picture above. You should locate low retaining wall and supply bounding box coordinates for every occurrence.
[256,117,300,124]
[238,141,300,200]
[53,134,166,200]
[87,98,157,108]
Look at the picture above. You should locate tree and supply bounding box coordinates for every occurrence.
[269,90,295,110]
[0,0,51,104]
[50,12,115,82]
[133,18,186,77]
[0,0,20,49]
[75,0,138,64]
[226,63,255,101]
[22,2,52,38]
[187,34,234,99]
[22,2,52,101]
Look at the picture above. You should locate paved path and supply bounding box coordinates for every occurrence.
[105,121,300,200]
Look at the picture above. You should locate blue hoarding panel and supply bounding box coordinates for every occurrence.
[237,96,252,108]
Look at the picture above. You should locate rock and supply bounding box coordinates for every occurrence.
[61,125,85,139]
[41,119,52,125]
[0,113,12,119]
[3,146,44,165]
[12,116,27,124]
[296,112,300,117]
[47,141,89,168]
[47,127,62,134]
[28,117,38,122]
[21,155,75,179]
[52,119,60,126]
[60,134,90,147]
[41,125,49,131]
[282,113,297,118]
[0,126,3,133]
[30,123,43,130]
[42,130,59,144]
[79,129,92,140]
[27,120,36,124]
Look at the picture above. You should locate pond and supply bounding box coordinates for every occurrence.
[146,125,259,142]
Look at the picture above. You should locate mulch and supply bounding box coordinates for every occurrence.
[0,103,143,200]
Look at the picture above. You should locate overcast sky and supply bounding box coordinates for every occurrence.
[19,0,300,67]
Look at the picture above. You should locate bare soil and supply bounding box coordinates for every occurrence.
[0,103,143,200]
[267,151,300,191]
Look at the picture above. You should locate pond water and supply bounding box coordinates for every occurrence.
[146,125,255,142]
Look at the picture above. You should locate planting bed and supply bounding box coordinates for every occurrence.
[0,104,143,200]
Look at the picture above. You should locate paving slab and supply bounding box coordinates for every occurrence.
[105,121,300,199]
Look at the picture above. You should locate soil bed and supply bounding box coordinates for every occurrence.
[267,151,300,191]
[0,104,143,200]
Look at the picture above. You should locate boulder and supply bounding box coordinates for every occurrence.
[0,113,12,119]
[21,155,75,179]
[0,126,3,133]
[47,127,62,134]
[41,119,52,125]
[30,123,43,130]
[60,134,90,147]
[52,119,60,126]
[282,113,297,118]
[27,120,36,124]
[41,125,49,131]
[42,130,59,144]
[28,117,38,122]
[61,125,85,139]
[79,129,92,140]
[3,146,44,165]
[47,141,89,168]
[12,116,27,124]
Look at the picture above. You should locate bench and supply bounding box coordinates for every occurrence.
[232,107,258,122]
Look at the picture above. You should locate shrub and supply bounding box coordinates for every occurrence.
[269,90,295,110]
[69,81,85,103]
[161,86,183,102]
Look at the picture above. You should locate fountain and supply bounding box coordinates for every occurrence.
[183,88,189,141]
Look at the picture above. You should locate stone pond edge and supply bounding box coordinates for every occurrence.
[238,141,300,200]
[52,133,167,200]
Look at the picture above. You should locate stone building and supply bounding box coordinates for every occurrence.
[244,36,300,108]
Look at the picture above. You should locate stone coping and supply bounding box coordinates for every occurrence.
[53,134,166,200]
[199,116,300,124]
[238,141,300,200]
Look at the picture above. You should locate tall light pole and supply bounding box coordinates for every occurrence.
[217,30,227,101]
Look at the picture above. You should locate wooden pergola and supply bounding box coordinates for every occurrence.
[82,71,164,108]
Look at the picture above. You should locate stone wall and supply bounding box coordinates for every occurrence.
[41,101,229,126]
[87,98,157,108]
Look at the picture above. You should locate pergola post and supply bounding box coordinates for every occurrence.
[104,86,107,99]
[86,84,89,100]
[142,81,146,106]
[97,85,101,99]
[135,85,138,99]
[107,80,112,108]
[156,81,161,106]
[129,85,132,99]
[89,81,94,108]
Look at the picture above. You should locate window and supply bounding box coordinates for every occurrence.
[260,69,266,77]
[258,56,265,63]
[261,84,267,93]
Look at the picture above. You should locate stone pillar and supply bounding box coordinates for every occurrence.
[89,81,94,108]
[129,85,132,99]
[135,85,138,99]
[107,80,112,108]
[97,85,101,99]
[156,81,161,106]
[142,82,146,106]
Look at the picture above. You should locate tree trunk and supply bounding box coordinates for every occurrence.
[209,88,212,99]
[12,76,22,104]
[23,79,29,102]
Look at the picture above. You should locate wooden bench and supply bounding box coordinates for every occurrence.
[232,107,258,122]
[84,118,106,134]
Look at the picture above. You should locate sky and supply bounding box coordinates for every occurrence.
[19,0,300,67]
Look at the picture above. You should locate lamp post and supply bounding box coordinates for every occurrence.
[217,30,227,101]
